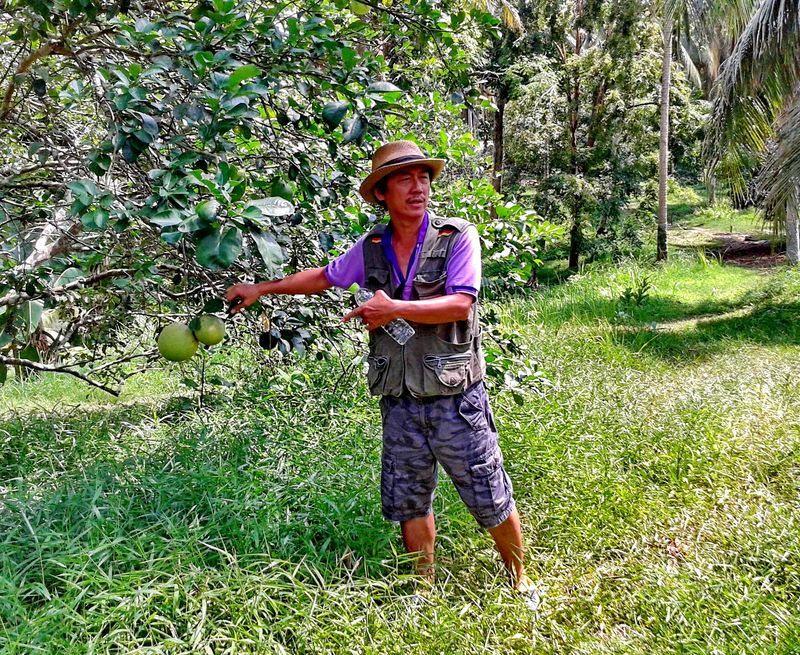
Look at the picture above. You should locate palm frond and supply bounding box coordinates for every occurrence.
[464,0,524,34]
[705,0,759,37]
[757,91,800,221]
[498,1,524,34]
[663,0,682,22]
[678,38,703,89]
[704,0,800,195]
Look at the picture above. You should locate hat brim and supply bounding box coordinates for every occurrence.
[359,158,446,204]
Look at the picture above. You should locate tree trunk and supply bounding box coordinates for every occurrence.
[568,209,581,269]
[657,16,673,262]
[787,193,800,265]
[492,88,507,195]
[708,175,716,205]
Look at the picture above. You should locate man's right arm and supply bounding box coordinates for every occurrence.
[226,267,332,313]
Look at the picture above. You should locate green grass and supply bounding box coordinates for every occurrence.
[1,258,800,653]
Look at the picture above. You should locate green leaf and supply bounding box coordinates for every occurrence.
[366,81,402,94]
[196,228,242,269]
[196,232,221,269]
[196,199,219,221]
[250,229,284,277]
[217,227,242,267]
[54,267,85,287]
[0,331,13,349]
[81,208,110,230]
[227,64,261,89]
[203,298,224,313]
[250,196,295,217]
[138,112,159,136]
[341,47,358,71]
[342,116,367,144]
[322,100,349,129]
[161,231,183,244]
[67,179,98,205]
[150,210,182,227]
[19,344,39,363]
[270,178,293,201]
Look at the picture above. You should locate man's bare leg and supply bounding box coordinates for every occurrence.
[400,513,436,578]
[488,507,540,608]
[487,507,526,588]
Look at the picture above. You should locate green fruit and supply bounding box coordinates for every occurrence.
[348,282,360,294]
[193,314,226,346]
[270,179,293,201]
[157,322,198,362]
[350,0,370,15]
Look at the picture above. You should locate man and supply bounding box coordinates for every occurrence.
[226,140,538,606]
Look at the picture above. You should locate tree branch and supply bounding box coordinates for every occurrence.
[0,268,136,307]
[0,355,120,396]
[0,41,72,120]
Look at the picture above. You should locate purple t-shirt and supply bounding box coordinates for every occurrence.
[324,213,481,300]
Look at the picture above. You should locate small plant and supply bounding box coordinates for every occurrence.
[619,273,652,306]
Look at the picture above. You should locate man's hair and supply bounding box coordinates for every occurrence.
[373,166,433,210]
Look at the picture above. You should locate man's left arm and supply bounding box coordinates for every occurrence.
[343,224,480,330]
[343,292,472,330]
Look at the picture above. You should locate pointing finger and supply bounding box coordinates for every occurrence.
[342,307,362,323]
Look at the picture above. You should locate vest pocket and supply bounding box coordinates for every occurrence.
[423,352,472,390]
[366,354,390,395]
[413,272,447,299]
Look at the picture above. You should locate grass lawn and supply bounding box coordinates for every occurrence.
[1,256,799,654]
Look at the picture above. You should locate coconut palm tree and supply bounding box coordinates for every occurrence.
[704,0,800,264]
[656,0,728,260]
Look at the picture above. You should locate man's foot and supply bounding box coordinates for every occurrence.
[514,574,541,612]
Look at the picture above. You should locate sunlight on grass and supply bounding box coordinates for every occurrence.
[1,261,799,653]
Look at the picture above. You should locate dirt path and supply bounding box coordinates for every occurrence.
[669,226,786,269]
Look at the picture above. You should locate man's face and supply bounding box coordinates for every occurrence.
[375,165,431,219]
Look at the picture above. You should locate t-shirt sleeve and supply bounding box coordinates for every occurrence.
[323,235,367,289]
[445,224,481,297]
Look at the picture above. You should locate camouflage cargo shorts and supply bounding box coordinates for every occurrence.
[378,381,515,529]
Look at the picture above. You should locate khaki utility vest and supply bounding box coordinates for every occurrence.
[362,215,485,397]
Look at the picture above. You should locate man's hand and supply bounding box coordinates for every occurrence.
[342,289,397,331]
[226,283,262,314]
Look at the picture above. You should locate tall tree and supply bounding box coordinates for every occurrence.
[656,0,677,261]
[503,0,664,268]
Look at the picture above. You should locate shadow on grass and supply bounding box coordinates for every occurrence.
[541,290,767,328]
[668,201,699,223]
[614,301,800,362]
[0,387,395,611]
[0,394,202,482]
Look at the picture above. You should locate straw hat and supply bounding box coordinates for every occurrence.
[359,140,446,204]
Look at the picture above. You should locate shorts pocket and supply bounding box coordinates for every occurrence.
[458,391,489,432]
[468,454,509,524]
[366,355,390,396]
[380,454,396,516]
[424,352,472,389]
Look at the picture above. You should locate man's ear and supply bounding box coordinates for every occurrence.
[374,186,385,203]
